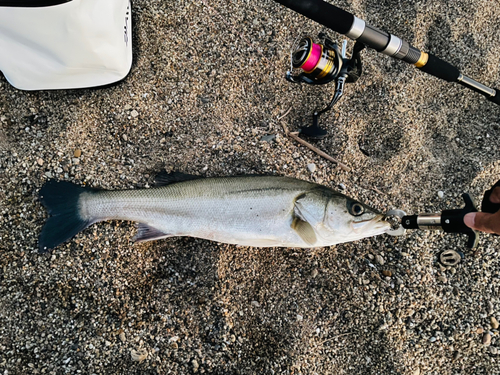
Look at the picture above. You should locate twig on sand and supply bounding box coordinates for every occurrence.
[280,116,351,172]
[277,106,292,121]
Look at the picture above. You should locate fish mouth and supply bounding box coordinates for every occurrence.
[351,214,391,234]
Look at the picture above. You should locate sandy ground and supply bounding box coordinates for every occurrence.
[1,0,500,374]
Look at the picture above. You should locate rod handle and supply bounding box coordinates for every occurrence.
[416,53,460,82]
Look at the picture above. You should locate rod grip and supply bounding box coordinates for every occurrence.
[417,53,460,82]
[274,0,355,35]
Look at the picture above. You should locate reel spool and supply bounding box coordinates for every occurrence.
[290,36,343,84]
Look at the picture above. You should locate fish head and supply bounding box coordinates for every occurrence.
[319,193,391,243]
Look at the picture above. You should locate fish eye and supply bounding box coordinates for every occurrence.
[348,202,364,216]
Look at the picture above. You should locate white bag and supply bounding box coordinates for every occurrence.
[0,0,132,90]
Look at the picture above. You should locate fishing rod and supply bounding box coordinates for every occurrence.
[275,0,500,136]
[276,0,500,103]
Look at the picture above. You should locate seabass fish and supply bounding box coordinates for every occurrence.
[38,172,391,252]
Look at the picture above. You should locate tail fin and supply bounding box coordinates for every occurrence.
[38,180,96,252]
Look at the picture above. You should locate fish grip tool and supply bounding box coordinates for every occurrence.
[286,34,365,138]
[387,193,479,248]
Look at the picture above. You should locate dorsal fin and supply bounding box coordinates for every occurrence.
[154,171,202,187]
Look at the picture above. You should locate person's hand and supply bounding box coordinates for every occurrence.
[464,186,500,235]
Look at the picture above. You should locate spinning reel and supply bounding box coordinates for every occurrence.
[286,34,365,138]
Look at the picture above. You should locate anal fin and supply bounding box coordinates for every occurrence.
[133,223,172,243]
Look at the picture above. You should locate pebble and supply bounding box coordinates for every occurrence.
[296,314,303,322]
[311,269,319,278]
[122,134,128,141]
[429,337,437,343]
[382,270,392,277]
[488,301,494,315]
[124,104,132,110]
[491,317,499,330]
[307,163,316,173]
[412,368,420,375]
[490,346,498,355]
[37,158,44,166]
[339,183,346,190]
[483,333,492,346]
[74,149,82,158]
[437,276,447,283]
[438,191,444,199]
[131,110,139,118]
[192,359,199,372]
[260,134,276,142]
[119,332,126,343]
[375,255,385,266]
[251,301,261,308]
[130,348,148,362]
[477,327,484,334]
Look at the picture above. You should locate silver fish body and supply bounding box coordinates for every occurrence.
[39,173,391,251]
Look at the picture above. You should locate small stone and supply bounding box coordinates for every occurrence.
[490,346,498,355]
[74,149,82,158]
[477,327,484,334]
[260,134,276,142]
[296,314,303,322]
[339,183,346,190]
[130,348,148,362]
[491,317,499,330]
[169,342,178,350]
[378,323,388,331]
[311,269,319,278]
[45,171,53,178]
[192,359,199,372]
[119,332,126,343]
[438,191,444,199]
[307,163,316,173]
[437,276,447,283]
[131,110,139,118]
[382,270,392,277]
[122,134,128,141]
[124,104,132,110]
[488,301,494,315]
[72,158,80,165]
[375,255,385,266]
[483,333,492,346]
[37,158,44,166]
[251,301,261,308]
[429,337,437,343]
[412,368,420,375]
[395,105,406,113]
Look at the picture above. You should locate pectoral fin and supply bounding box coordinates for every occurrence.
[291,217,317,246]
